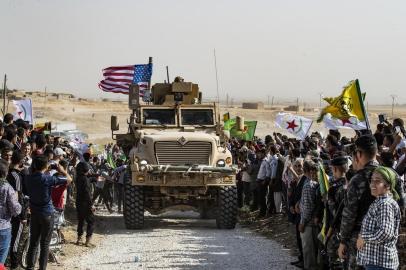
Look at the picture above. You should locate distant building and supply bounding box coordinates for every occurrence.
[242,102,264,110]
[56,93,74,99]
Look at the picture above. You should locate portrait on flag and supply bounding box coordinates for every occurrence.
[12,99,33,124]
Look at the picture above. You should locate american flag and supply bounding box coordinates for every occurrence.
[98,64,153,95]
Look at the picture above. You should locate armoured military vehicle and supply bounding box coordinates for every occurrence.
[111,78,237,229]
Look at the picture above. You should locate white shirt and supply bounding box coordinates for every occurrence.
[257,157,270,180]
[269,154,279,179]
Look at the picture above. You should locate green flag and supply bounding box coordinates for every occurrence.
[224,118,257,141]
[107,152,116,169]
[318,164,330,196]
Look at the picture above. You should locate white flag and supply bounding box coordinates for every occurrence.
[323,113,366,130]
[12,99,33,124]
[275,113,313,140]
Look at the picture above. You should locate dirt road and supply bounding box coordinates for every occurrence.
[58,211,296,270]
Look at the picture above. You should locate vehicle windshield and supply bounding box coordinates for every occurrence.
[181,109,214,125]
[143,109,176,125]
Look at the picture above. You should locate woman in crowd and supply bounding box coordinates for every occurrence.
[0,160,21,264]
[356,166,401,270]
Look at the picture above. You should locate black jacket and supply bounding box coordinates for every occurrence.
[75,173,93,208]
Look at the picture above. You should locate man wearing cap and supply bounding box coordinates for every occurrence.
[53,147,65,161]
[326,154,349,269]
[338,135,379,270]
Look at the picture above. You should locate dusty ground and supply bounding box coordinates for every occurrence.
[50,210,295,270]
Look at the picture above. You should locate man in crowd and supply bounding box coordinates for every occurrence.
[338,135,379,269]
[25,155,72,270]
[256,148,270,218]
[298,160,320,270]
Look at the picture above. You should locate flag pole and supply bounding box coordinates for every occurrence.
[2,74,7,117]
[148,57,153,104]
[355,79,371,131]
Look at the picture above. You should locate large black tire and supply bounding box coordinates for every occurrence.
[123,173,144,229]
[216,186,238,229]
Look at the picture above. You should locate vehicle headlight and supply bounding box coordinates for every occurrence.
[139,160,148,171]
[216,159,226,167]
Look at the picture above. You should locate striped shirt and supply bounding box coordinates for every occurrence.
[300,177,318,225]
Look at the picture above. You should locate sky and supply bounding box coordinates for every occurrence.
[0,0,405,104]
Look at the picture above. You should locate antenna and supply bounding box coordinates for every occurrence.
[214,49,220,105]
[166,66,170,83]
[317,92,323,108]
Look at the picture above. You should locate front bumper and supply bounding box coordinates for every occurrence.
[130,164,236,186]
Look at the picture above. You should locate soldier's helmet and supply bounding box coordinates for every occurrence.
[174,76,184,82]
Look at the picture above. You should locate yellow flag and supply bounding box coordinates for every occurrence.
[223,112,230,122]
[318,80,366,122]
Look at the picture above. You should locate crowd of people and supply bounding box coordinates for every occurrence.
[0,109,405,270]
[230,119,406,270]
[0,113,126,270]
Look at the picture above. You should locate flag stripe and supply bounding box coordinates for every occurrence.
[103,72,134,77]
[99,82,129,90]
[103,78,133,83]
[100,80,130,88]
[103,65,134,71]
[98,84,128,94]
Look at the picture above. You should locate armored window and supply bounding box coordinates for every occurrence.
[181,109,214,126]
[142,109,176,125]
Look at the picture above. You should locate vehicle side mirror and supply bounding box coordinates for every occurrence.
[111,115,119,131]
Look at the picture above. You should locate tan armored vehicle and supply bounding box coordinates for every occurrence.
[111,78,237,229]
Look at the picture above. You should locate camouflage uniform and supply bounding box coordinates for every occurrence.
[326,177,346,269]
[339,161,378,270]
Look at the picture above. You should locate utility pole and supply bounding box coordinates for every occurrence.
[390,94,397,118]
[2,74,7,116]
[296,97,299,114]
[44,86,47,111]
[271,96,274,107]
[226,93,229,107]
[213,49,220,105]
[317,92,323,108]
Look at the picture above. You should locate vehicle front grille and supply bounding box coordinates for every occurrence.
[155,141,212,165]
